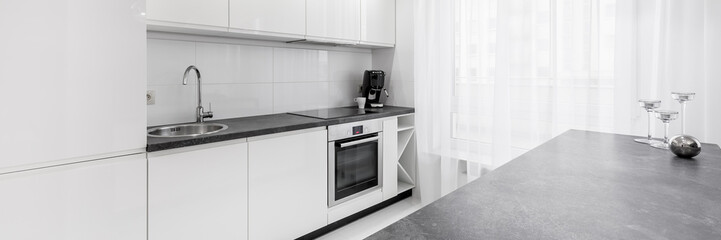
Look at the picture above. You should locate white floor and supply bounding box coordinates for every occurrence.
[316,196,424,240]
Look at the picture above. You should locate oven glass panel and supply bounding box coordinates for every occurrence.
[335,138,378,201]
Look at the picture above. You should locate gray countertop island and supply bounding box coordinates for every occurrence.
[367,130,721,240]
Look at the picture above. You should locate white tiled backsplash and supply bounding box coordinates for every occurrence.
[147,38,372,126]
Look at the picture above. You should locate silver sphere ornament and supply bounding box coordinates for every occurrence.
[669,135,701,158]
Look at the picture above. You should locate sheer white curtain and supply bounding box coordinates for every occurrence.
[414,0,721,201]
[632,0,715,143]
[413,0,455,203]
[452,0,621,168]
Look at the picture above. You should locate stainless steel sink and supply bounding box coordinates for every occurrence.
[147,123,228,137]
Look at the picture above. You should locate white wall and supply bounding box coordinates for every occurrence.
[147,34,372,126]
[706,1,721,145]
[372,0,414,107]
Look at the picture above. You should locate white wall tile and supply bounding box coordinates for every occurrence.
[329,81,362,108]
[385,80,414,107]
[148,38,374,124]
[147,84,198,126]
[328,51,372,82]
[148,39,195,86]
[196,43,273,84]
[274,82,329,113]
[273,48,329,83]
[203,83,274,119]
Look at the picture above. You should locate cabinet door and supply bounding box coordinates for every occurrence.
[148,141,248,240]
[147,0,228,29]
[306,0,361,43]
[382,118,398,200]
[229,0,306,37]
[0,154,146,240]
[0,0,146,171]
[248,129,328,240]
[361,0,396,45]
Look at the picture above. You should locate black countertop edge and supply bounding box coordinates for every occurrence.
[146,106,414,152]
[146,121,328,152]
[323,108,415,125]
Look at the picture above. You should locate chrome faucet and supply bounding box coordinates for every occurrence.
[182,65,213,123]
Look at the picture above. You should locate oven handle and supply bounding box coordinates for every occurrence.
[339,136,380,148]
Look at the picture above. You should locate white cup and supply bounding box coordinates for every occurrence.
[354,97,366,109]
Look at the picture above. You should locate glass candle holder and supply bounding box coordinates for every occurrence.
[634,99,661,144]
[671,92,695,134]
[651,110,679,149]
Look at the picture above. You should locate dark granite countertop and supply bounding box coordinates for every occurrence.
[147,106,414,152]
[368,130,721,240]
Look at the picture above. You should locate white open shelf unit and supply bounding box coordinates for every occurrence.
[396,114,416,194]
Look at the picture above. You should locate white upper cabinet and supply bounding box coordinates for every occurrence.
[229,0,306,38]
[0,0,146,171]
[306,0,361,44]
[146,0,228,30]
[361,0,396,46]
[0,154,147,240]
[143,0,394,47]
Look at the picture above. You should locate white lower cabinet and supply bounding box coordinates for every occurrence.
[328,189,382,223]
[148,140,249,240]
[248,128,328,240]
[382,117,398,200]
[0,154,147,240]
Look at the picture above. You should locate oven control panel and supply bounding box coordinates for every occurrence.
[352,126,363,135]
[328,119,383,141]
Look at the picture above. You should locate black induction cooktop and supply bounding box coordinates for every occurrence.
[289,107,381,120]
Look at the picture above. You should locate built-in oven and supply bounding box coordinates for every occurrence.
[328,119,383,207]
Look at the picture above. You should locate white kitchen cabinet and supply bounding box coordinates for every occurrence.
[397,114,417,194]
[148,140,248,240]
[0,0,146,172]
[382,117,399,200]
[328,188,383,223]
[146,0,228,31]
[306,0,361,44]
[248,128,328,240]
[229,0,306,39]
[361,0,396,46]
[142,0,394,47]
[0,154,146,240]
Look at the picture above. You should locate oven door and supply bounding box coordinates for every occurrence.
[328,132,383,207]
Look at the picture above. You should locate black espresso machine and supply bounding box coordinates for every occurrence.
[361,70,389,108]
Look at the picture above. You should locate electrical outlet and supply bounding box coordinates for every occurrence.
[147,90,155,105]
